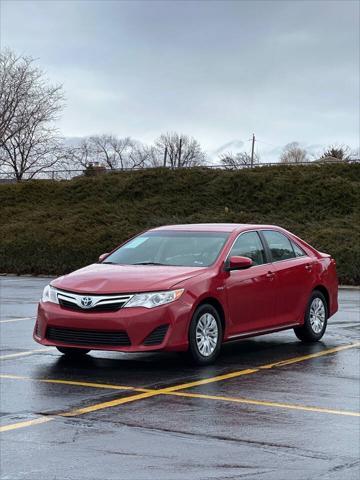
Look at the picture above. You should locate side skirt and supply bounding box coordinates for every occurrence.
[225,323,301,342]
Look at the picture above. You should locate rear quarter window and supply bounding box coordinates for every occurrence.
[291,240,307,257]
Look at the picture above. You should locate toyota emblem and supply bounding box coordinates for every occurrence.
[80,296,93,309]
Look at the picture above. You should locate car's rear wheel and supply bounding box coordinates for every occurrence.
[294,290,328,342]
[56,347,91,356]
[187,304,223,365]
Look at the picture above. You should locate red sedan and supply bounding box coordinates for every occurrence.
[34,224,338,365]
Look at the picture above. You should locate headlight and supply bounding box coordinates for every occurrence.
[41,285,59,304]
[124,289,184,308]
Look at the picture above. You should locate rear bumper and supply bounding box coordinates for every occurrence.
[34,300,191,352]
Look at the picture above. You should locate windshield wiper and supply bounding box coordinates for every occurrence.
[133,261,167,266]
[101,261,118,264]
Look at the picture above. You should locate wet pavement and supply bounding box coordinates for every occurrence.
[0,276,359,480]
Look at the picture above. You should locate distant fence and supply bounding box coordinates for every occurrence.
[0,159,359,182]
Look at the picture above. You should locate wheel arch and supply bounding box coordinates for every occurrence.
[194,297,226,336]
[313,285,330,312]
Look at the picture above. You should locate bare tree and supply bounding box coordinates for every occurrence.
[280,142,308,164]
[66,138,94,168]
[105,135,134,170]
[319,145,352,161]
[0,49,64,180]
[54,138,94,179]
[0,127,66,181]
[67,135,157,171]
[0,50,36,146]
[85,134,120,170]
[220,151,260,169]
[155,132,205,168]
[69,132,205,171]
[128,143,158,169]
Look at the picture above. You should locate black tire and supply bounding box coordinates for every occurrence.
[56,347,90,356]
[186,304,223,366]
[294,290,328,342]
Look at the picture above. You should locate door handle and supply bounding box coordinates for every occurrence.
[266,271,275,279]
[305,264,312,271]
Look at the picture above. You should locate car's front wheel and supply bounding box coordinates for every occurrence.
[56,347,91,356]
[187,304,223,365]
[294,290,328,342]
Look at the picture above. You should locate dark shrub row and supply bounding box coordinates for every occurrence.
[0,163,359,284]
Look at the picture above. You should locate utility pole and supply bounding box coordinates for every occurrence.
[250,133,255,168]
[163,146,168,167]
[177,137,182,168]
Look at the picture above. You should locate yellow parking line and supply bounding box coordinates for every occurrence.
[163,342,360,392]
[2,372,359,417]
[40,342,360,417]
[0,342,359,432]
[0,392,158,432]
[259,342,360,370]
[1,389,357,433]
[0,416,54,432]
[0,317,34,324]
[0,374,147,392]
[160,368,258,392]
[166,392,360,417]
[2,342,359,393]
[0,349,49,360]
[62,390,161,416]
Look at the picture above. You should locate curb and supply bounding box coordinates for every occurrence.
[338,286,360,290]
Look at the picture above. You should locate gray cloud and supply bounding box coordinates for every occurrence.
[1,0,359,162]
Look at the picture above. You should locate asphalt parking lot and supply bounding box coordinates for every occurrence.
[0,276,359,480]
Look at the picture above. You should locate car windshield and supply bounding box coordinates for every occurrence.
[103,231,230,267]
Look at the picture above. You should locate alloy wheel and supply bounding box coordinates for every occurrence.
[309,297,326,333]
[195,313,219,357]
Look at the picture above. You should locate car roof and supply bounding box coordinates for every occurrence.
[151,223,282,233]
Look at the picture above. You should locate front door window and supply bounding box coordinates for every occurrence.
[229,231,266,265]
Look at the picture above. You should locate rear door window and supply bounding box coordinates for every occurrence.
[262,230,295,262]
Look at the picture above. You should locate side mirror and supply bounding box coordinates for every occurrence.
[98,253,109,262]
[225,256,253,271]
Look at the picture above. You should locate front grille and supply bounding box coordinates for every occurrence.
[143,324,169,346]
[46,326,131,346]
[58,298,127,313]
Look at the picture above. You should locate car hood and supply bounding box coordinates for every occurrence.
[51,263,207,294]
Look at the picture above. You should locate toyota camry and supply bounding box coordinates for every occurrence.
[34,224,338,365]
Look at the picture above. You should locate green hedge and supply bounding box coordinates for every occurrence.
[0,163,359,284]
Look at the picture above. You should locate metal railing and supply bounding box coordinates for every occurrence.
[0,159,358,182]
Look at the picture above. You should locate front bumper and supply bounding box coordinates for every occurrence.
[34,299,191,352]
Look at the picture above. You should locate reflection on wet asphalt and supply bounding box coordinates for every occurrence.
[0,277,359,480]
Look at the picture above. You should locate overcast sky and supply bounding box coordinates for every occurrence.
[1,0,359,161]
